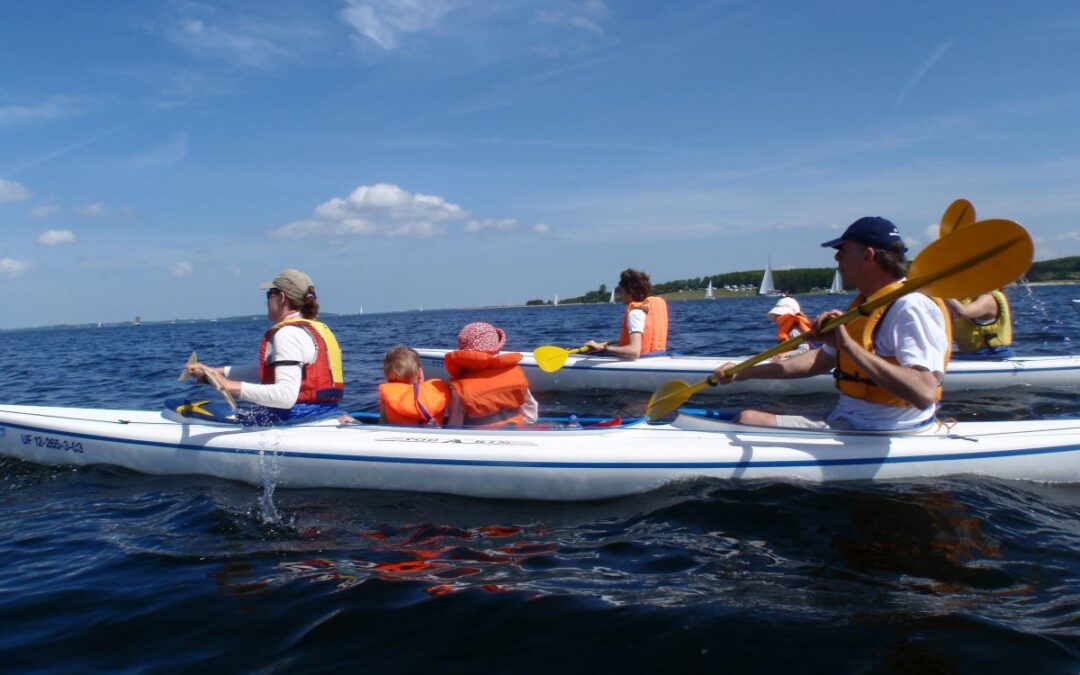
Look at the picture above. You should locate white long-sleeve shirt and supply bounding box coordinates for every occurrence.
[225,320,316,409]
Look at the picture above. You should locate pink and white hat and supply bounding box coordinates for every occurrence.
[457,322,507,354]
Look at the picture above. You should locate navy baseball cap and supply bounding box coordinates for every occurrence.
[820,216,907,253]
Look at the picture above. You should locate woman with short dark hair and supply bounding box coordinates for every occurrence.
[584,268,669,360]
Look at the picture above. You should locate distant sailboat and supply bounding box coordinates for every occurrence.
[554,295,559,307]
[827,269,844,295]
[758,259,781,297]
[609,289,615,303]
[705,279,715,299]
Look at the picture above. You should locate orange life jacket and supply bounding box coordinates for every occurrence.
[379,380,451,426]
[833,282,952,407]
[259,318,345,404]
[444,350,530,426]
[619,296,668,355]
[776,313,813,342]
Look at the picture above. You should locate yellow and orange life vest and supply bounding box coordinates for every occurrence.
[379,380,451,425]
[444,350,530,426]
[952,290,1012,352]
[833,282,951,407]
[259,318,345,404]
[619,296,669,355]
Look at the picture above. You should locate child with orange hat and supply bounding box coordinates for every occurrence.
[444,322,538,427]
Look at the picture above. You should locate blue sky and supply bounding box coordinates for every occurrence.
[2,1,1078,328]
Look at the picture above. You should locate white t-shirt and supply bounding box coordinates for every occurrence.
[821,293,948,430]
[626,308,647,335]
[225,320,317,409]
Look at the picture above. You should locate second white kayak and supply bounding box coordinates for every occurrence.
[416,349,1080,396]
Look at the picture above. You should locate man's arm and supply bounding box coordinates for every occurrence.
[713,345,835,383]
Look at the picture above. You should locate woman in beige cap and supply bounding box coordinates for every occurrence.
[187,269,345,423]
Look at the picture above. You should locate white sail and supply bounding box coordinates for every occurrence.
[705,280,715,299]
[828,269,844,294]
[758,259,780,296]
[554,295,559,307]
[609,289,615,303]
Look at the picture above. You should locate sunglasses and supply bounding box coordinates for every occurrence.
[266,288,282,299]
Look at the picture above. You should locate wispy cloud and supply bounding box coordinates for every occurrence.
[79,202,108,218]
[122,133,189,171]
[170,261,194,277]
[30,204,61,219]
[269,183,466,239]
[533,0,609,36]
[340,0,466,50]
[0,258,33,278]
[37,229,76,246]
[465,217,517,233]
[165,7,306,69]
[0,96,85,128]
[896,40,955,110]
[0,178,32,203]
[339,0,612,56]
[465,217,553,235]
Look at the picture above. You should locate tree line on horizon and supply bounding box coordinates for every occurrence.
[526,256,1080,306]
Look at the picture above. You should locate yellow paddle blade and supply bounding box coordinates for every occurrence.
[645,380,694,421]
[178,351,198,381]
[534,345,571,373]
[645,379,715,421]
[908,219,1033,299]
[938,198,976,238]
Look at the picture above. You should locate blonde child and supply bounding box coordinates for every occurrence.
[377,345,451,426]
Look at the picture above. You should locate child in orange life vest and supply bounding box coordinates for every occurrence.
[767,296,814,360]
[377,345,451,426]
[444,322,539,427]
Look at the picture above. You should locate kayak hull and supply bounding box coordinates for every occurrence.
[418,349,1080,395]
[2,404,1079,500]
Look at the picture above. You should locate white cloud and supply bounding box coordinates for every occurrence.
[533,222,551,235]
[30,205,61,219]
[37,229,76,246]
[465,217,518,233]
[79,202,107,218]
[170,261,194,277]
[0,96,84,128]
[0,258,33,278]
[340,0,465,50]
[0,178,32,203]
[269,183,466,239]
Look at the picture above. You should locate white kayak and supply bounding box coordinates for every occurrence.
[2,404,1079,501]
[418,348,1080,396]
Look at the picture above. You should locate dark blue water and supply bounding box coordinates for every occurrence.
[2,286,1079,673]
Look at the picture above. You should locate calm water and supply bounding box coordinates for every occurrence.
[2,286,1080,673]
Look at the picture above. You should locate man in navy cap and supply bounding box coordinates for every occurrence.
[712,216,950,431]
